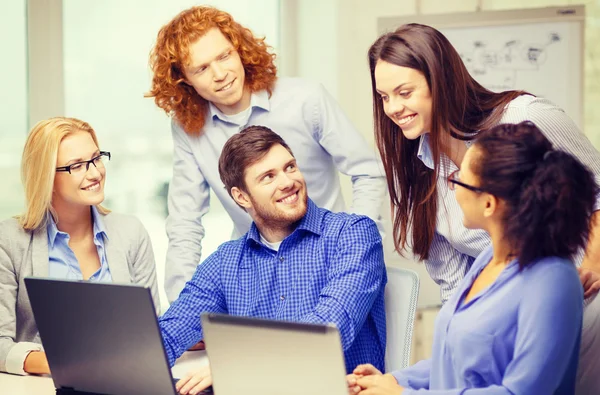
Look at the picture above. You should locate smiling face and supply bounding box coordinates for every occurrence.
[374,60,433,140]
[233,144,308,232]
[53,130,106,211]
[183,27,250,115]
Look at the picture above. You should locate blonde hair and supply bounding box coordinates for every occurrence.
[18,117,110,230]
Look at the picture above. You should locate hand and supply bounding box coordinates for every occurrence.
[578,267,600,299]
[356,373,404,395]
[347,364,383,394]
[23,351,50,375]
[187,340,206,351]
[175,365,212,395]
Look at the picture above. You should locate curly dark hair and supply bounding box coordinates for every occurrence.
[472,121,599,267]
[146,6,277,135]
[219,125,293,201]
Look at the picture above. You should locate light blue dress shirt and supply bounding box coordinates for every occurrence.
[393,245,583,394]
[164,77,386,302]
[47,206,112,282]
[159,199,387,373]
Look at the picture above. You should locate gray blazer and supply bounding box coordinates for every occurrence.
[0,212,160,374]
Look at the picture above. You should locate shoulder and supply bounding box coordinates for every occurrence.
[0,217,26,235]
[502,95,570,122]
[320,209,381,244]
[521,257,582,297]
[0,217,31,246]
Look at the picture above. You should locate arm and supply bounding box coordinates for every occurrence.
[165,120,211,303]
[311,83,387,227]
[158,251,226,366]
[130,217,161,314]
[298,217,386,351]
[425,233,476,304]
[581,212,600,296]
[0,239,45,375]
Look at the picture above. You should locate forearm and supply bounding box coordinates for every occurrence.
[581,211,600,272]
[23,351,49,375]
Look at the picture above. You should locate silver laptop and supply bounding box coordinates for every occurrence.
[25,278,192,395]
[201,313,348,395]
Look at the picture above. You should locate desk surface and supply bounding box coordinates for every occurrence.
[0,351,209,395]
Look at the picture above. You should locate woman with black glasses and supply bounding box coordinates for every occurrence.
[347,122,597,394]
[0,117,160,375]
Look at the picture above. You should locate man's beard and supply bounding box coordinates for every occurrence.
[249,189,308,231]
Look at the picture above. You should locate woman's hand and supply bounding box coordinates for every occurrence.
[346,364,383,394]
[175,365,212,395]
[356,373,404,395]
[23,351,50,375]
[578,267,600,299]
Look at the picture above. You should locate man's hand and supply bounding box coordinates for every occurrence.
[578,267,600,299]
[175,365,212,395]
[23,351,50,375]
[187,340,206,351]
[347,364,383,394]
[356,373,404,395]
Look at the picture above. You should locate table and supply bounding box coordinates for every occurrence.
[0,351,209,395]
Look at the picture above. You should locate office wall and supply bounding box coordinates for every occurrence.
[294,0,600,307]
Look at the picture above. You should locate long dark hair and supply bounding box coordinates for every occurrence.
[473,122,598,267]
[368,23,525,259]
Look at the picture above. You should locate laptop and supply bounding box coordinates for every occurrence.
[24,278,198,395]
[201,313,348,395]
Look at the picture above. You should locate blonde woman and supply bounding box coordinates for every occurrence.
[0,117,160,375]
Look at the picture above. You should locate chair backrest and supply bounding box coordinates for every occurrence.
[385,266,420,372]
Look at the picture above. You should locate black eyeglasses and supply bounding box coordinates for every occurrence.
[56,151,111,175]
[447,170,485,193]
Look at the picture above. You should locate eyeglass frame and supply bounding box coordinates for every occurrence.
[55,151,111,174]
[447,169,486,193]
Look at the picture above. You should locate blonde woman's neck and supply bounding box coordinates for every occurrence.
[53,205,94,242]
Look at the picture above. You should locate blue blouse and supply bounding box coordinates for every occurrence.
[393,245,583,394]
[47,206,112,282]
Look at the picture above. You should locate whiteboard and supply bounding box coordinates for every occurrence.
[378,6,584,130]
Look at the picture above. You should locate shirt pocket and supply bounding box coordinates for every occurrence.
[448,329,502,388]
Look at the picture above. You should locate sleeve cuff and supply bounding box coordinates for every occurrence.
[5,342,43,375]
[391,370,410,387]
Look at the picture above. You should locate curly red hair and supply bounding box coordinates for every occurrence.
[146,6,277,136]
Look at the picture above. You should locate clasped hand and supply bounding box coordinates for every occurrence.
[346,364,404,395]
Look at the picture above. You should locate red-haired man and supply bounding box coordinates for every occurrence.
[147,6,385,302]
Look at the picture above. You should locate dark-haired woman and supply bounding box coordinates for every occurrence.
[347,121,596,394]
[368,24,600,393]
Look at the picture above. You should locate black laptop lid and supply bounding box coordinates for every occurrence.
[25,278,176,395]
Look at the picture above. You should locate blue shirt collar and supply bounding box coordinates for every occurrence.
[416,133,435,170]
[208,89,271,124]
[246,198,323,246]
[47,206,108,248]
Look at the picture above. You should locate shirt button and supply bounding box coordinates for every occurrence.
[279,256,284,262]
[280,295,285,301]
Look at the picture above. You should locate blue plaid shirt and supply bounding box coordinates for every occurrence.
[159,199,387,373]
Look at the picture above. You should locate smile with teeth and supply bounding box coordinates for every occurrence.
[277,191,299,204]
[82,182,101,192]
[396,114,416,126]
[218,80,234,92]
